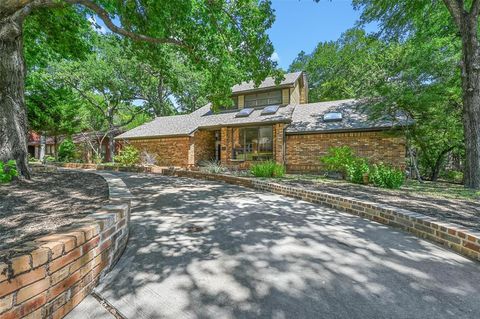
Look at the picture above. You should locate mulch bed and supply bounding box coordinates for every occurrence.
[278,178,480,231]
[0,171,109,252]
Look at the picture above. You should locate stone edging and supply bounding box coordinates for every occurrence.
[54,162,166,174]
[0,171,132,319]
[171,170,480,262]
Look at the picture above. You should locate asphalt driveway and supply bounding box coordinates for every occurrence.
[68,173,480,319]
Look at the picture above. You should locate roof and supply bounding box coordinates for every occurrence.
[115,98,409,140]
[115,104,295,139]
[287,99,409,134]
[231,71,303,94]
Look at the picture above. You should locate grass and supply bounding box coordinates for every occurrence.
[280,174,480,201]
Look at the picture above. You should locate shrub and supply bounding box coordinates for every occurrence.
[370,163,405,189]
[114,145,140,166]
[320,146,356,179]
[250,160,285,178]
[200,160,225,174]
[441,170,463,184]
[346,158,370,184]
[0,160,18,183]
[44,155,56,163]
[58,138,76,162]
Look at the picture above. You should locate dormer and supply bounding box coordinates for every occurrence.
[230,71,308,109]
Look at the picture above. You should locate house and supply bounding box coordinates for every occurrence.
[28,131,121,162]
[115,71,407,172]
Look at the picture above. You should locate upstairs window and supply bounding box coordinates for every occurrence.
[244,90,282,108]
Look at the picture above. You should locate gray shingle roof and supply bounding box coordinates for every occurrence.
[231,71,302,94]
[287,99,408,134]
[115,99,407,140]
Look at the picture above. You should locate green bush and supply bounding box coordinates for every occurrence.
[370,163,405,189]
[320,146,356,179]
[250,160,285,178]
[114,145,140,166]
[44,155,56,163]
[0,160,18,183]
[346,158,370,184]
[58,138,76,162]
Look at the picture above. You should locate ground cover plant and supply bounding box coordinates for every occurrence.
[0,160,18,183]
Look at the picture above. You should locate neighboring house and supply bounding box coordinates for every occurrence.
[115,71,407,172]
[28,131,121,162]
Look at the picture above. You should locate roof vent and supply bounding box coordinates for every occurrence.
[235,108,254,118]
[323,112,343,122]
[261,105,280,115]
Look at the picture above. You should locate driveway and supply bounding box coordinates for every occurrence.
[68,173,480,319]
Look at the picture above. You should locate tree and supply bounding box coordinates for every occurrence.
[0,0,279,178]
[349,0,480,188]
[54,35,151,162]
[289,28,464,181]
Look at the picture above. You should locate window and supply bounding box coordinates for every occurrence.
[232,126,273,161]
[244,90,282,108]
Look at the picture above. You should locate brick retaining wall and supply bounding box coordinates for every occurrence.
[171,170,480,263]
[0,172,132,319]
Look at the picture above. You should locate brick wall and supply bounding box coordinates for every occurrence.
[193,130,215,164]
[286,130,406,172]
[126,136,192,167]
[0,172,131,319]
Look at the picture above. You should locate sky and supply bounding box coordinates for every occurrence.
[267,0,375,70]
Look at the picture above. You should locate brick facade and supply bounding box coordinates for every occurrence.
[285,130,406,172]
[127,136,192,167]
[193,130,216,164]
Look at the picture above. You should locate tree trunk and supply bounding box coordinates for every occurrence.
[408,146,423,182]
[0,15,30,178]
[108,129,115,163]
[460,18,480,189]
[39,134,45,162]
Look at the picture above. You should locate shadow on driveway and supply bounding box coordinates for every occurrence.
[81,173,480,319]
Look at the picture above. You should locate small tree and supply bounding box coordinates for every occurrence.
[58,138,76,162]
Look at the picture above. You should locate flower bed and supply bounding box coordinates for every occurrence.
[0,171,132,319]
[169,169,480,263]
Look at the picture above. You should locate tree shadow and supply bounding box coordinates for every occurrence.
[91,173,480,319]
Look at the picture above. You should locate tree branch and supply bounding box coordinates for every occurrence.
[64,0,186,47]
[442,0,464,28]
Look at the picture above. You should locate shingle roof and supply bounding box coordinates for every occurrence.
[287,99,408,134]
[115,98,408,140]
[231,71,302,94]
[115,104,294,139]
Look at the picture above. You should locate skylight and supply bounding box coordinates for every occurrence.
[261,105,280,115]
[323,112,343,122]
[235,108,254,118]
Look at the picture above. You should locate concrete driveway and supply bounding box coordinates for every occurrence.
[68,173,480,319]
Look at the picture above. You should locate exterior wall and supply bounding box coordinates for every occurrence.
[238,95,244,109]
[126,136,191,167]
[282,89,290,105]
[273,123,285,164]
[300,74,308,104]
[286,130,406,172]
[193,130,216,164]
[289,84,300,105]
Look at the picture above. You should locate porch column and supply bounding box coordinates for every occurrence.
[273,123,285,165]
[220,127,230,165]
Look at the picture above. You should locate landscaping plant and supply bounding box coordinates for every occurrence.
[0,160,18,183]
[320,146,357,179]
[370,164,405,189]
[201,161,226,174]
[250,161,285,178]
[58,138,76,162]
[346,158,370,184]
[114,145,140,166]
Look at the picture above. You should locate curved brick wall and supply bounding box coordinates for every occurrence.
[0,171,132,319]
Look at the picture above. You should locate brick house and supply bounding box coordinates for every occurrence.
[115,72,407,172]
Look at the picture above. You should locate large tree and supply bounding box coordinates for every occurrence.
[0,0,279,178]
[349,0,480,188]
